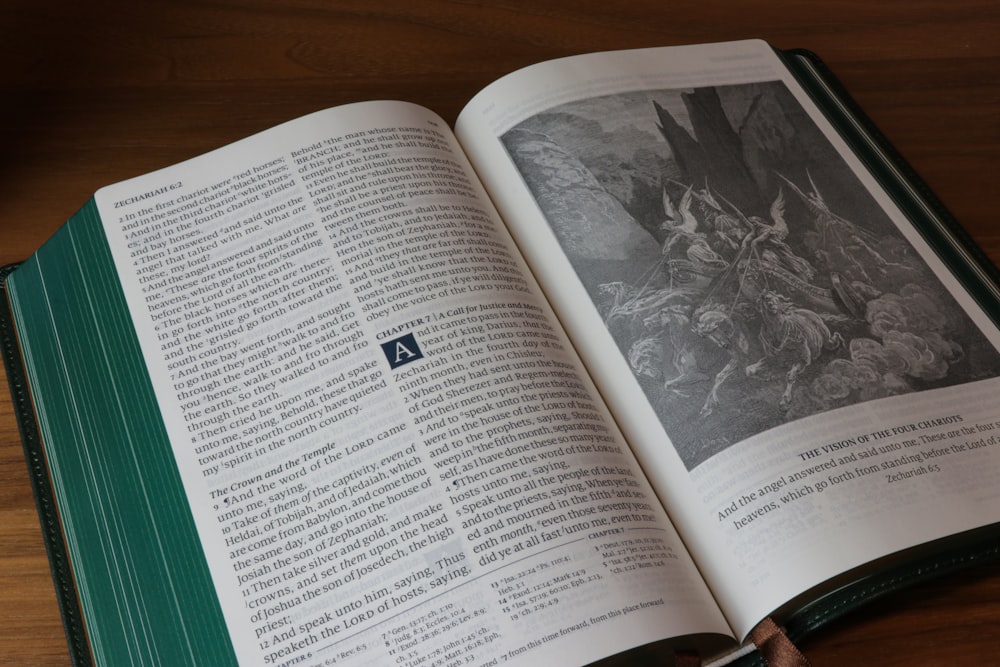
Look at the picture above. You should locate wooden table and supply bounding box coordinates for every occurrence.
[2,1,1000,664]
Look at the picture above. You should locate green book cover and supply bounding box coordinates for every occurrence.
[6,200,236,666]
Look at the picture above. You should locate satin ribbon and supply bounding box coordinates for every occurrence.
[749,617,811,667]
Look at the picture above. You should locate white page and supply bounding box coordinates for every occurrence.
[456,40,1000,636]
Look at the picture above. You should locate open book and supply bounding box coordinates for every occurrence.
[4,39,1000,667]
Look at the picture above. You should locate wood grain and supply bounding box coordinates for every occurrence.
[2,1,1000,664]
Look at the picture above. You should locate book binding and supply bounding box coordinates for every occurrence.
[0,263,93,666]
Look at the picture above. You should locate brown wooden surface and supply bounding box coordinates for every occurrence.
[2,1,1000,665]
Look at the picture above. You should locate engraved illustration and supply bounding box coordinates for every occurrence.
[500,81,1000,469]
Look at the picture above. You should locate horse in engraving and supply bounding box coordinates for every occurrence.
[748,290,844,409]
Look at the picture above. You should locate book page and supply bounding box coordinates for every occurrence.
[94,101,732,666]
[456,40,1000,636]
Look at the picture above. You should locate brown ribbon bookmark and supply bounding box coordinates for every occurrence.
[749,617,811,667]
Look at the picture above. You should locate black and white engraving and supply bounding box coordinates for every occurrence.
[501,81,1000,469]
